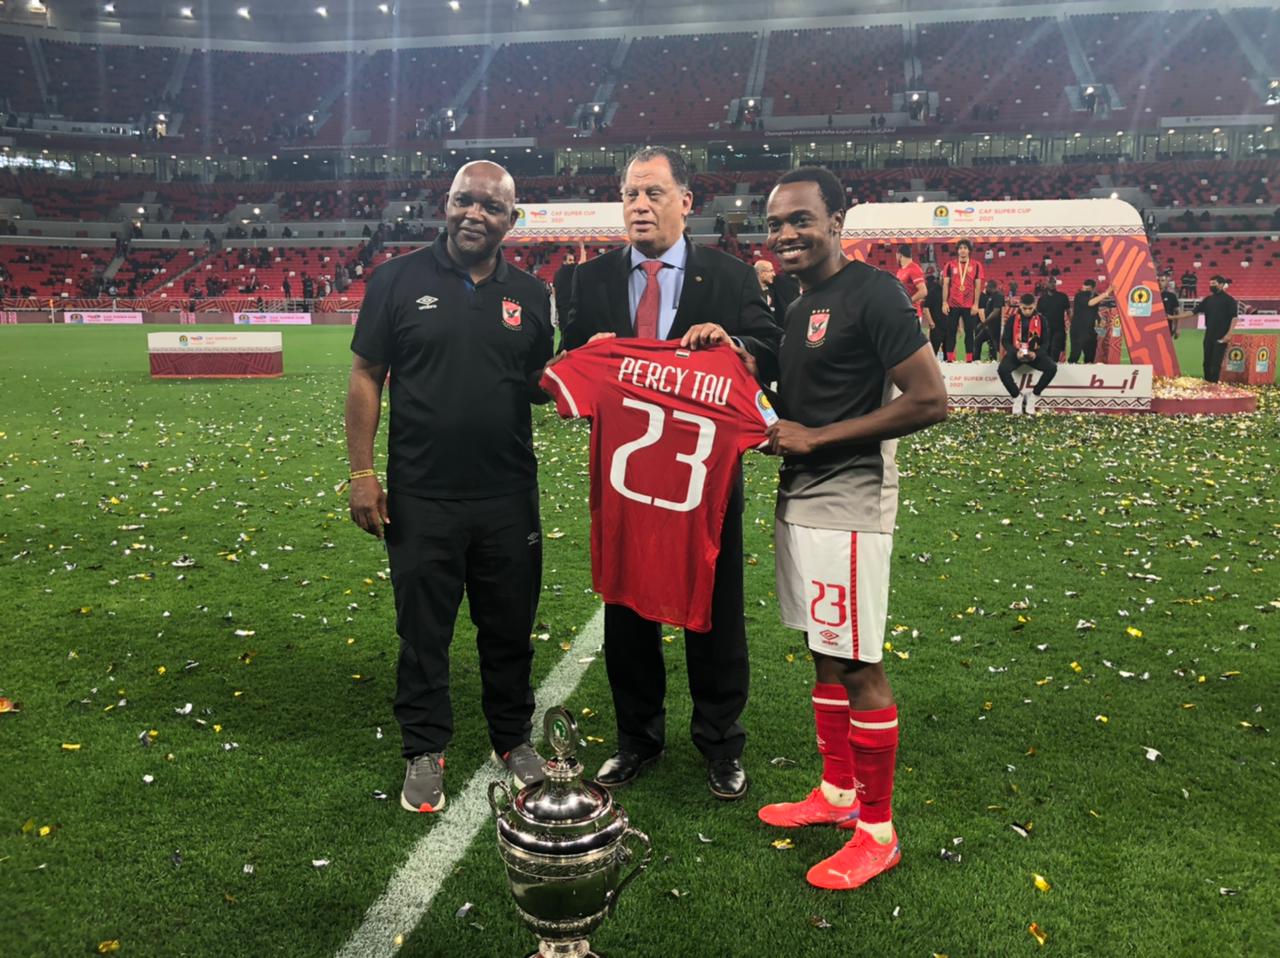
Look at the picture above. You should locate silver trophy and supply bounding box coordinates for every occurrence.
[489,706,652,958]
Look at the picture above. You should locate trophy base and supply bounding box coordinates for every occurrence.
[526,942,601,958]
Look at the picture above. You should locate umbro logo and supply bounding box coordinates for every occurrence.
[416,295,439,311]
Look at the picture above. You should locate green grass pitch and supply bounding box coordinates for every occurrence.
[1,325,1277,957]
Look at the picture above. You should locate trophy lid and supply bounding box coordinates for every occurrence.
[496,707,627,856]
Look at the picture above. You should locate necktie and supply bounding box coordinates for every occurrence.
[634,260,665,339]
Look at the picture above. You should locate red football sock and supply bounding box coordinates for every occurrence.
[812,683,855,789]
[945,351,955,362]
[965,351,974,362]
[849,706,899,824]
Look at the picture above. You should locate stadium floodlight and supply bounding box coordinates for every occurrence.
[1109,192,1118,199]
[180,5,193,16]
[315,5,327,15]
[1265,126,1274,133]
[517,0,529,5]
[1084,85,1094,96]
[592,104,600,113]
[377,2,389,10]
[137,206,146,214]
[448,0,459,9]
[27,0,45,10]
[104,2,115,13]
[236,5,249,17]
[445,108,454,118]
[910,92,919,102]
[1212,127,1221,134]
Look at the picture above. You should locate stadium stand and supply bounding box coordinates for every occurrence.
[177,49,350,146]
[916,17,1077,128]
[608,33,756,137]
[464,39,614,139]
[315,46,485,146]
[0,34,45,114]
[763,26,902,117]
[41,41,175,123]
[1072,10,1264,118]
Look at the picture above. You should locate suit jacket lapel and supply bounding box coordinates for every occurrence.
[670,238,708,340]
[611,248,634,337]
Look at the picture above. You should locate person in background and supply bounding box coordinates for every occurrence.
[974,278,1005,361]
[941,239,983,361]
[999,293,1057,415]
[1195,275,1237,382]
[1069,279,1110,363]
[1037,277,1070,362]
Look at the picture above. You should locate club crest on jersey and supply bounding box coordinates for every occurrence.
[806,310,830,347]
[501,299,522,330]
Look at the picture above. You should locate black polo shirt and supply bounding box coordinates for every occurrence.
[352,236,553,499]
[1195,289,1238,338]
[1038,289,1070,330]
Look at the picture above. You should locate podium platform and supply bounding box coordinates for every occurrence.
[148,331,283,378]
[941,362,1152,413]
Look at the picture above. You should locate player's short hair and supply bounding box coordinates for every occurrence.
[1083,278,1097,288]
[1210,274,1226,283]
[955,239,973,251]
[1020,293,1036,306]
[986,279,998,290]
[897,244,913,258]
[623,146,690,191]
[774,166,847,215]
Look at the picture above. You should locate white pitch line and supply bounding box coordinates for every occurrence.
[336,605,606,958]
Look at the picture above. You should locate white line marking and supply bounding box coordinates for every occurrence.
[336,605,606,958]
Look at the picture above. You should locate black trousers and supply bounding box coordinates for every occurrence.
[385,489,541,758]
[960,310,981,359]
[972,318,1001,360]
[1203,334,1227,382]
[1068,328,1097,363]
[998,352,1058,397]
[603,479,749,762]
[928,318,946,356]
[1047,321,1067,362]
[937,309,960,356]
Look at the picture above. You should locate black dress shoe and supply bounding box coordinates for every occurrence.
[707,758,749,800]
[595,749,663,788]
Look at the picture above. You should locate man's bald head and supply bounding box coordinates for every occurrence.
[450,160,516,207]
[754,259,776,287]
[445,160,519,267]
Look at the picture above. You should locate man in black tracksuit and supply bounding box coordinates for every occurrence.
[1069,279,1110,363]
[1195,275,1238,382]
[975,279,1005,361]
[1037,278,1071,362]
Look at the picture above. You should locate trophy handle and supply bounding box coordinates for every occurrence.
[488,780,513,818]
[606,826,652,915]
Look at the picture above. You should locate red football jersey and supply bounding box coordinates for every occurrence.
[895,260,926,315]
[943,258,983,308]
[540,339,776,632]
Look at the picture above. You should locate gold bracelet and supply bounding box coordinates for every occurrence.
[348,469,376,481]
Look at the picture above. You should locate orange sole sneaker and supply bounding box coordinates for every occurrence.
[806,827,901,889]
[758,787,861,829]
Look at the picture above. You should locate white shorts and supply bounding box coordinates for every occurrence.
[775,519,892,663]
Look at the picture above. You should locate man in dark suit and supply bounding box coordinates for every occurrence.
[561,145,780,800]
[754,258,799,327]
[552,244,582,324]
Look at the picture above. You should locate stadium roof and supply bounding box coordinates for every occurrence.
[0,0,1209,44]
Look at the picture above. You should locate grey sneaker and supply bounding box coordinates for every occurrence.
[401,752,446,813]
[495,743,547,790]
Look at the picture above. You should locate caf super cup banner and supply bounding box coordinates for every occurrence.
[509,203,626,241]
[64,311,144,324]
